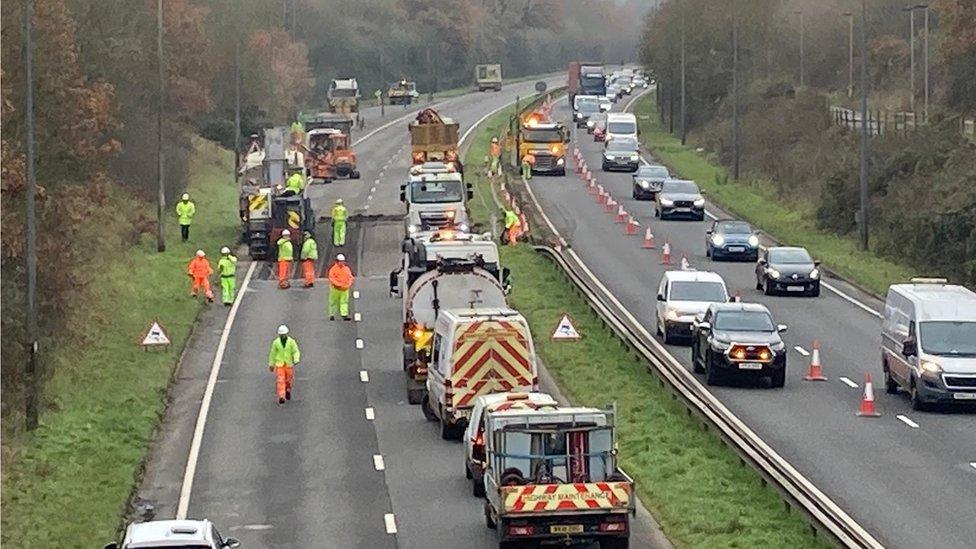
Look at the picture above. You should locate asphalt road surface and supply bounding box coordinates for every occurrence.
[526,90,976,549]
[137,77,671,548]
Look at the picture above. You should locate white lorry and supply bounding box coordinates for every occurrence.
[401,169,472,236]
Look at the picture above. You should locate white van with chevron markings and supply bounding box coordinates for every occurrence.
[422,308,538,440]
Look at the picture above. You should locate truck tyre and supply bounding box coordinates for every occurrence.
[472,477,486,498]
[692,344,705,373]
[484,501,497,529]
[351,170,361,179]
[421,393,437,421]
[440,415,459,440]
[599,537,630,549]
[407,387,424,405]
[770,368,786,388]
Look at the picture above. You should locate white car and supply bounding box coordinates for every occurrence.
[656,270,731,344]
[105,520,240,549]
[462,392,557,497]
[597,95,612,112]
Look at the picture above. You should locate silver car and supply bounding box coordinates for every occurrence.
[655,179,705,220]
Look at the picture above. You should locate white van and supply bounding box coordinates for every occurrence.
[656,270,730,344]
[604,113,638,142]
[881,278,976,409]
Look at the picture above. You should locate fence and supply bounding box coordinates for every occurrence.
[831,105,976,141]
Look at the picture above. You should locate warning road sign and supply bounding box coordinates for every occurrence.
[550,313,581,341]
[139,320,171,349]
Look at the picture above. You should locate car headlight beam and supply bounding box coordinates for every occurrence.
[920,360,941,375]
[810,268,820,279]
[711,234,725,246]
[768,268,781,279]
[660,198,674,206]
[748,235,759,247]
[693,197,705,207]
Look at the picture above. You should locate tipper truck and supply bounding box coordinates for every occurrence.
[409,108,462,170]
[482,405,635,548]
[476,64,503,92]
[327,78,360,114]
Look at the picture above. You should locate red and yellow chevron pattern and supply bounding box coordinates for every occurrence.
[502,482,632,513]
[449,320,534,409]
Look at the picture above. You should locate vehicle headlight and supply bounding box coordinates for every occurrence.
[693,198,705,207]
[770,341,786,351]
[604,153,613,160]
[920,360,942,375]
[748,235,759,247]
[639,180,649,189]
[586,120,594,128]
[660,198,674,206]
[666,308,680,321]
[767,268,781,279]
[809,268,820,279]
[556,157,564,165]
[711,234,725,246]
[575,112,583,119]
[458,222,469,232]
[446,210,456,219]
[630,154,639,161]
[407,224,418,235]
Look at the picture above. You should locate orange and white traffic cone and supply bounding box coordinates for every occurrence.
[626,216,640,235]
[604,196,616,213]
[680,256,691,270]
[587,179,598,195]
[641,227,656,248]
[856,373,882,417]
[597,185,606,204]
[660,242,673,265]
[575,159,583,174]
[615,205,628,223]
[803,341,828,381]
[732,290,741,302]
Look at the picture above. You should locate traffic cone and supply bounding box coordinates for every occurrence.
[615,205,628,223]
[856,373,882,417]
[803,341,828,381]
[642,227,656,248]
[575,159,583,173]
[680,256,691,270]
[587,180,598,195]
[597,186,606,204]
[625,216,640,235]
[732,290,741,303]
[660,241,673,265]
[604,196,616,213]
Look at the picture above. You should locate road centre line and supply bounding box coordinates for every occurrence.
[356,338,364,349]
[365,407,375,420]
[354,312,362,322]
[896,415,920,429]
[970,462,976,471]
[360,370,369,383]
[177,261,257,519]
[794,346,810,357]
[839,376,859,389]
[353,290,361,299]
[373,454,385,471]
[384,513,398,534]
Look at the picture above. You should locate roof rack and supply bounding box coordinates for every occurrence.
[910,277,948,284]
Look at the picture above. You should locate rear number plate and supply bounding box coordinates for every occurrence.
[676,207,690,212]
[952,392,976,400]
[728,246,745,252]
[551,525,584,534]
[786,285,805,292]
[738,362,763,370]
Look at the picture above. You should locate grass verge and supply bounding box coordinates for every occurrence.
[1,138,238,546]
[463,106,831,548]
[633,93,912,297]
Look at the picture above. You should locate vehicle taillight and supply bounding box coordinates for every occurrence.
[599,520,628,533]
[550,144,562,155]
[507,525,534,537]
[412,151,426,163]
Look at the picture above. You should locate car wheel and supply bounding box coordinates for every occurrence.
[656,316,663,336]
[770,368,786,388]
[472,477,486,498]
[909,377,928,411]
[704,353,721,386]
[407,387,423,405]
[692,343,704,373]
[697,213,705,221]
[557,168,566,176]
[421,393,437,422]
[440,415,456,440]
[705,246,711,258]
[809,283,821,297]
[763,279,773,296]
[632,188,638,199]
[661,324,671,345]
[755,276,763,291]
[884,364,899,394]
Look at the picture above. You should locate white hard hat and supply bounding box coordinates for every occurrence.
[282,229,291,237]
[335,198,343,204]
[181,193,190,200]
[336,253,346,261]
[196,250,205,257]
[491,137,498,143]
[277,325,289,335]
[220,246,231,254]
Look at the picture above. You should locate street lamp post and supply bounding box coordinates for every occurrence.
[24,0,40,431]
[732,1,740,180]
[858,0,870,251]
[680,4,687,146]
[156,0,165,253]
[794,10,805,88]
[843,12,854,98]
[903,6,916,112]
[922,4,929,122]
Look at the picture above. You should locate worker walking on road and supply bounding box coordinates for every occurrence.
[187,250,214,302]
[300,231,318,288]
[176,193,196,242]
[520,151,535,180]
[327,253,355,321]
[503,207,522,246]
[331,198,348,247]
[268,324,301,405]
[285,167,305,194]
[217,246,238,306]
[277,229,294,289]
[488,137,502,177]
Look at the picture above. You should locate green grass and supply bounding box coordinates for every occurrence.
[462,107,831,548]
[1,138,239,546]
[634,94,912,296]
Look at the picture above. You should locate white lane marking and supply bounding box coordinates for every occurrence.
[970,462,976,471]
[356,338,364,349]
[353,290,361,299]
[839,376,859,389]
[374,179,380,185]
[234,524,274,531]
[379,171,385,178]
[354,312,362,322]
[365,407,375,420]
[360,370,369,383]
[384,513,397,534]
[896,415,920,429]
[373,454,386,471]
[367,195,373,201]
[794,346,810,357]
[177,261,257,519]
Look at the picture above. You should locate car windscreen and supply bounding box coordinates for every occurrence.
[919,321,976,356]
[521,129,563,143]
[409,180,463,203]
[582,73,604,84]
[669,281,727,302]
[577,98,599,109]
[637,166,669,179]
[607,139,638,152]
[714,311,775,332]
[662,181,699,194]
[579,104,600,115]
[769,249,813,264]
[607,121,636,134]
[128,545,212,549]
[718,221,753,234]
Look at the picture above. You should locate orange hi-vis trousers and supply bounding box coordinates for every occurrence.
[273,365,294,399]
[191,276,214,299]
[507,222,521,246]
[277,259,292,282]
[302,259,315,287]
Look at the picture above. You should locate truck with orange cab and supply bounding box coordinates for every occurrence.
[422,308,539,440]
[482,405,635,548]
[517,113,569,176]
[409,108,462,172]
[304,128,360,182]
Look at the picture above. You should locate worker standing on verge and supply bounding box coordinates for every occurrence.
[268,324,301,405]
[503,208,521,247]
[520,151,535,180]
[331,198,347,247]
[285,167,304,194]
[187,250,214,302]
[217,246,238,306]
[488,137,502,178]
[176,193,196,242]
[327,253,355,321]
[277,229,294,289]
[300,231,318,288]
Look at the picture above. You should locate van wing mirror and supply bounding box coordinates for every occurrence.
[389,270,401,297]
[467,190,474,200]
[656,293,665,302]
[777,324,788,333]
[902,337,917,357]
[399,191,406,202]
[697,321,711,331]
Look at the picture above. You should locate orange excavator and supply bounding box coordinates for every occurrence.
[304,128,360,183]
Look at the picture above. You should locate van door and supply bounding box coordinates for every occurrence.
[426,332,446,410]
[450,320,535,412]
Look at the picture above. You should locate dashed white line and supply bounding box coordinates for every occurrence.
[374,179,380,185]
[360,370,369,383]
[353,290,361,299]
[970,462,976,471]
[355,338,364,349]
[365,407,375,420]
[384,513,397,534]
[839,376,859,388]
[354,312,362,322]
[373,454,385,471]
[367,195,373,201]
[379,171,385,178]
[896,415,920,429]
[793,346,810,357]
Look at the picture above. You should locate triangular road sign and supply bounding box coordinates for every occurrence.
[551,313,581,341]
[140,320,171,347]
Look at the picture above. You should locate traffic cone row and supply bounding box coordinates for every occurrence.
[604,196,616,213]
[641,227,656,248]
[615,205,628,224]
[597,186,607,204]
[587,179,598,195]
[625,216,640,235]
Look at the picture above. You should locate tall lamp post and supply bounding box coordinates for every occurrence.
[156,0,166,253]
[842,12,854,98]
[794,9,805,88]
[903,5,916,112]
[24,0,40,431]
[731,0,740,180]
[680,3,687,146]
[858,0,870,251]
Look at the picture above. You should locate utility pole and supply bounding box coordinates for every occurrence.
[680,3,687,146]
[858,0,870,251]
[24,0,40,431]
[156,0,166,253]
[795,10,805,88]
[904,6,916,112]
[922,4,929,123]
[731,1,740,180]
[843,12,854,98]
[379,50,385,117]
[233,23,241,186]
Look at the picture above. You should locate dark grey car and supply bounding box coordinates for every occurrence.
[755,246,821,297]
[601,137,640,172]
[691,303,788,387]
[632,164,670,200]
[654,179,705,220]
